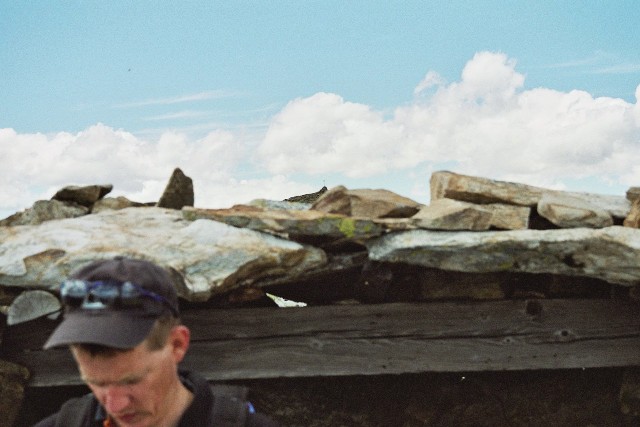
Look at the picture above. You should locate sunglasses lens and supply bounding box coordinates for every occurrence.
[121,282,140,298]
[60,281,87,307]
[91,283,119,305]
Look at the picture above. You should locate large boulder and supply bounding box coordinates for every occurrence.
[430,170,546,206]
[366,226,640,287]
[0,200,88,226]
[183,205,383,242]
[431,171,630,219]
[0,207,326,301]
[312,186,422,218]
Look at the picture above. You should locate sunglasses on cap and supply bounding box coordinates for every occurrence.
[60,280,178,316]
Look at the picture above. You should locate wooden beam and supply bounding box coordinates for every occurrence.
[5,299,640,387]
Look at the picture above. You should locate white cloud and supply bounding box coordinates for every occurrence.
[3,51,640,219]
[256,51,640,191]
[414,71,445,96]
[195,175,317,208]
[258,92,405,178]
[0,122,322,219]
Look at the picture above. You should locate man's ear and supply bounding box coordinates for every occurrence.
[168,325,190,363]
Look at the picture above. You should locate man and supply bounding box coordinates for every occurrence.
[35,256,279,427]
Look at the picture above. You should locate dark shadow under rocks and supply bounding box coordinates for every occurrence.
[15,368,634,427]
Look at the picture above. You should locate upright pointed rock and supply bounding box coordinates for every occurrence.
[157,168,194,210]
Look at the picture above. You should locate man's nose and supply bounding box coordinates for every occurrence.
[103,387,131,413]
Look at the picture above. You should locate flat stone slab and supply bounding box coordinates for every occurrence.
[537,192,613,228]
[248,199,312,211]
[431,170,546,206]
[431,171,630,218]
[411,199,493,231]
[366,226,640,286]
[412,199,529,231]
[0,207,326,301]
[52,184,113,207]
[183,205,384,241]
[312,186,422,218]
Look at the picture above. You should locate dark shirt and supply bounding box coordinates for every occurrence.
[33,370,279,426]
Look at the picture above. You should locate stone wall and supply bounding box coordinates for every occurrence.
[2,169,640,426]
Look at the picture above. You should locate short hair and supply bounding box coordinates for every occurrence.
[72,313,181,357]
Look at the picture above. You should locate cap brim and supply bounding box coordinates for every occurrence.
[43,310,157,350]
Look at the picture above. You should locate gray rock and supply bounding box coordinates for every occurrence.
[624,198,640,229]
[156,168,194,209]
[0,200,88,226]
[0,207,326,301]
[558,191,630,219]
[482,203,530,230]
[7,290,61,325]
[412,199,493,231]
[431,170,630,218]
[412,199,530,231]
[92,196,146,213]
[52,184,113,207]
[248,199,312,211]
[371,218,417,232]
[430,170,545,206]
[627,187,640,203]
[366,226,640,286]
[312,186,422,218]
[183,205,383,241]
[537,192,613,228]
[284,186,328,203]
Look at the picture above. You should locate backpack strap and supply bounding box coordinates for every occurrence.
[210,384,250,427]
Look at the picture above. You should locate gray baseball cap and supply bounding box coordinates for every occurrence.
[44,257,179,349]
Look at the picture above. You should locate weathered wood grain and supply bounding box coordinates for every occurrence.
[5,299,640,387]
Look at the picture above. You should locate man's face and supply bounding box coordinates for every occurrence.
[71,327,189,427]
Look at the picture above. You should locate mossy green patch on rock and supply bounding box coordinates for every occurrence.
[338,218,357,238]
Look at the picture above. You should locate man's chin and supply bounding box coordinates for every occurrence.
[111,412,150,427]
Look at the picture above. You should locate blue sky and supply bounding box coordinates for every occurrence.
[2,1,640,219]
